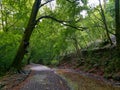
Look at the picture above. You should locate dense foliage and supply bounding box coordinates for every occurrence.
[0,0,120,76]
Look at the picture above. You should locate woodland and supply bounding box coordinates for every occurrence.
[0,0,120,82]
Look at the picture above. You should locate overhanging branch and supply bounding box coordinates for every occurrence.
[36,15,88,30]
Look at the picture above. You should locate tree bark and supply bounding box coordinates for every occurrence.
[115,0,120,54]
[11,0,41,70]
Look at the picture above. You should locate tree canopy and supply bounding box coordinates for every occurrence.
[0,0,120,75]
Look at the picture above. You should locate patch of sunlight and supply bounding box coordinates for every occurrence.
[30,65,51,71]
[0,30,3,32]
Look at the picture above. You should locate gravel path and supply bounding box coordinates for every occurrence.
[13,64,70,90]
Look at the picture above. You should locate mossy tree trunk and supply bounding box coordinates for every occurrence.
[11,0,41,70]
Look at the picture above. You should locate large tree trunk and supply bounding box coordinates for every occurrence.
[115,0,120,55]
[11,0,41,70]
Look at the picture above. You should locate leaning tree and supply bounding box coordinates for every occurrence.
[11,0,86,71]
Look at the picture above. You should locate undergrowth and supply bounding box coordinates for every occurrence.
[59,47,120,80]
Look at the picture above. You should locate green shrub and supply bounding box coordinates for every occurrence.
[0,32,21,75]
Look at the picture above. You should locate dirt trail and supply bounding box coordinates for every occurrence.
[12,64,70,90]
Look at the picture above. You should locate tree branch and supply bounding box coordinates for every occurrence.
[39,0,54,8]
[36,15,88,30]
